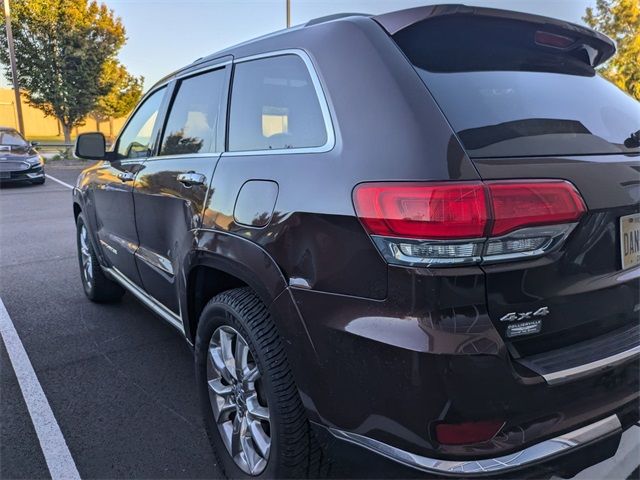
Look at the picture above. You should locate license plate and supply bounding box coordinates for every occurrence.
[620,213,640,270]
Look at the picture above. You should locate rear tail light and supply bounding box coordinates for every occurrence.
[354,183,488,239]
[435,420,504,445]
[353,180,586,266]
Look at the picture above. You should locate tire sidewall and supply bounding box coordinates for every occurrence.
[195,299,284,479]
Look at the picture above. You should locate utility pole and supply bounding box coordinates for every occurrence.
[286,0,291,28]
[3,0,25,135]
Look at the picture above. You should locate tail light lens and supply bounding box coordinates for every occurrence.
[489,181,586,236]
[353,180,586,266]
[354,183,488,239]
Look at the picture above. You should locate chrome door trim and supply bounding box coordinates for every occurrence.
[543,345,640,385]
[104,266,184,335]
[134,246,174,276]
[225,49,336,157]
[330,415,621,476]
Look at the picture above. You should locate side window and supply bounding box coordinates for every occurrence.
[228,54,328,152]
[160,68,226,156]
[116,87,166,160]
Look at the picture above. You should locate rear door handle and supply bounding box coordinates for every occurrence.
[177,172,206,187]
[117,172,135,182]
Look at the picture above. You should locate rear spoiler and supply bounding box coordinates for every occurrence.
[374,4,616,68]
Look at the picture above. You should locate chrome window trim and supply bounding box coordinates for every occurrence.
[543,345,640,385]
[143,152,222,162]
[150,59,232,92]
[225,49,336,156]
[330,414,621,476]
[175,60,232,81]
[113,85,169,159]
[104,266,185,335]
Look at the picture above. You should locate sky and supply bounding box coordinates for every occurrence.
[1,0,596,90]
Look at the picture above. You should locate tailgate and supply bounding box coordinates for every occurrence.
[475,153,640,356]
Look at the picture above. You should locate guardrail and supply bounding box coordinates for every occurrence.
[34,143,74,160]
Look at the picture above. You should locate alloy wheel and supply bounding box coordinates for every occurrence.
[79,224,93,289]
[207,325,271,475]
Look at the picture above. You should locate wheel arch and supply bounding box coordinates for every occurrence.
[183,230,289,344]
[73,202,82,222]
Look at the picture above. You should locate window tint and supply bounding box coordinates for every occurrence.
[417,70,640,157]
[160,68,226,156]
[391,18,639,157]
[228,55,327,152]
[116,87,165,160]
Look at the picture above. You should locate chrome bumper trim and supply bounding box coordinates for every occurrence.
[543,345,640,385]
[329,414,621,476]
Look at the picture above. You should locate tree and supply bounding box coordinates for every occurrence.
[584,0,640,100]
[0,0,127,142]
[91,58,143,139]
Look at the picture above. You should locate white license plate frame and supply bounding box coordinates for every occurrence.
[620,213,640,270]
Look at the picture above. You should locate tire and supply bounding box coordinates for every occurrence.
[195,288,326,479]
[76,214,125,303]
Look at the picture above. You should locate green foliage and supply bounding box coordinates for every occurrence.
[584,0,640,100]
[0,0,129,140]
[94,58,143,120]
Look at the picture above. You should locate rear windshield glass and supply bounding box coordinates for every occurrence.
[392,16,640,158]
[416,69,640,158]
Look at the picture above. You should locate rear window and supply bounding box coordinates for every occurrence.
[393,17,640,158]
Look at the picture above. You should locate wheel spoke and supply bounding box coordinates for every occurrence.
[212,397,237,423]
[245,366,260,383]
[248,419,270,458]
[231,414,243,457]
[208,378,233,397]
[246,394,269,422]
[219,329,237,380]
[209,346,233,383]
[234,336,249,380]
[241,431,260,474]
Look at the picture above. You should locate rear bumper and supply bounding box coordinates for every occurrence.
[329,414,622,477]
[281,264,639,465]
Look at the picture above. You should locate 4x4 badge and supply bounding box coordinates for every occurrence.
[500,307,549,322]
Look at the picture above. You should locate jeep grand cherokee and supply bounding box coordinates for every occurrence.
[72,5,640,478]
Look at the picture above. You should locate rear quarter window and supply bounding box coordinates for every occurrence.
[228,54,328,152]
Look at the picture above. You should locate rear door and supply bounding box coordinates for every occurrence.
[133,60,231,314]
[381,7,640,357]
[91,87,167,286]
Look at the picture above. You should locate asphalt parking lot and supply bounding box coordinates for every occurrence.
[0,163,639,479]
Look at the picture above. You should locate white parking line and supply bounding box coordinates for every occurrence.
[46,174,74,190]
[0,298,81,480]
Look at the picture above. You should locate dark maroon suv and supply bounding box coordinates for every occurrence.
[72,5,639,478]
